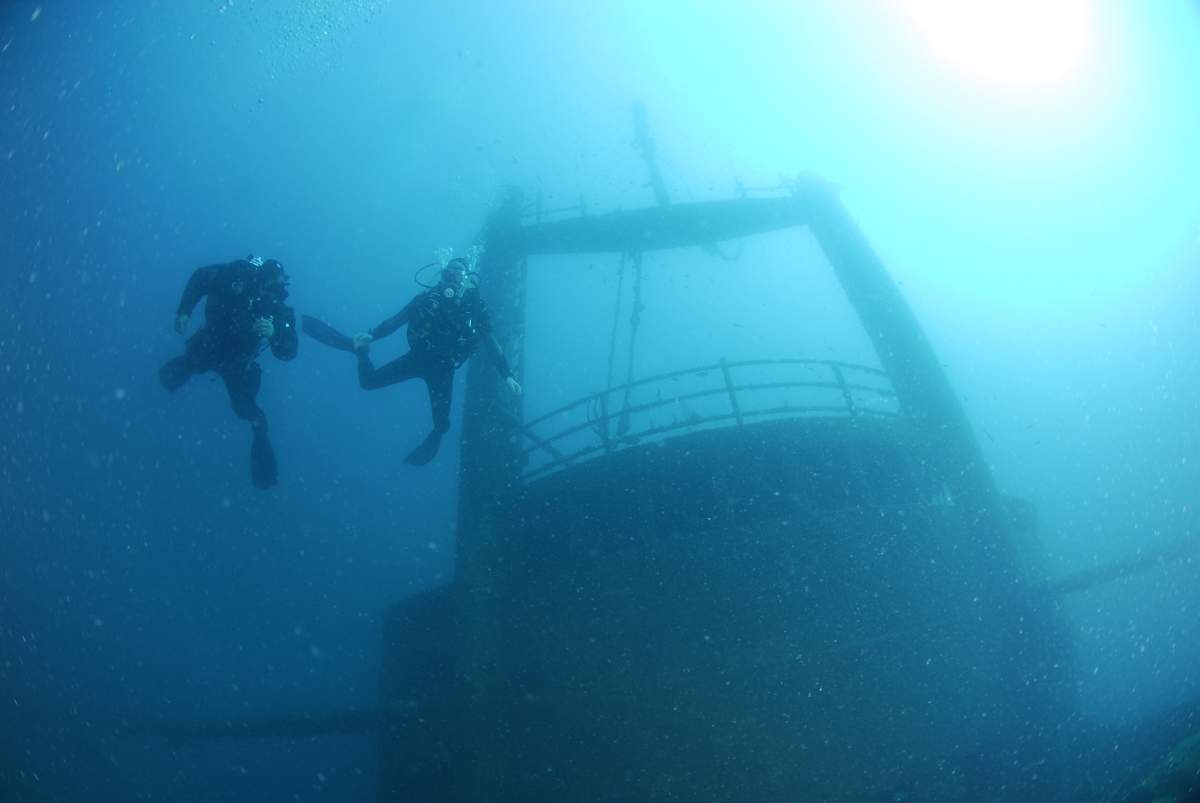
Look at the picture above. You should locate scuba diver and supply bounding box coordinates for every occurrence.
[301,256,521,466]
[159,255,298,489]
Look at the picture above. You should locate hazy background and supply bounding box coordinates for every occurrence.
[2,1,1197,801]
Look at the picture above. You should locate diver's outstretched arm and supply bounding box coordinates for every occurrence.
[483,334,521,394]
[483,334,512,378]
[368,296,420,341]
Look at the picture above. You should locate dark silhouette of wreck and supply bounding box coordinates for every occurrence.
[141,105,1199,803]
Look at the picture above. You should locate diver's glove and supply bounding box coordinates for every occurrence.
[506,375,522,395]
[253,317,275,339]
[352,332,373,353]
[174,313,190,335]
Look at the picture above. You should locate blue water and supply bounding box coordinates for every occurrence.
[2,2,1198,801]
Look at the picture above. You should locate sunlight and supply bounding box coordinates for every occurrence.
[902,0,1094,93]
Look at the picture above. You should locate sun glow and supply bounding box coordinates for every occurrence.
[902,0,1094,93]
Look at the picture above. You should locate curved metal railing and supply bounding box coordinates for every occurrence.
[519,358,900,482]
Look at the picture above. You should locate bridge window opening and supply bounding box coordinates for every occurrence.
[519,227,901,481]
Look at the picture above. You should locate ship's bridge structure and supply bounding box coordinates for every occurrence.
[379,112,1073,803]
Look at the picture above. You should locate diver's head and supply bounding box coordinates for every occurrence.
[258,258,290,298]
[440,258,469,298]
[442,258,469,284]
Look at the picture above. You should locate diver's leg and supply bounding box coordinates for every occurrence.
[159,335,211,392]
[404,362,454,466]
[220,361,265,424]
[426,362,454,435]
[357,349,419,391]
[220,362,277,489]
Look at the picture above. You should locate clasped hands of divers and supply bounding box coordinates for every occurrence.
[173,313,521,395]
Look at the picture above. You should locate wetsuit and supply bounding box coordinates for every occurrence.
[159,259,298,488]
[302,283,512,465]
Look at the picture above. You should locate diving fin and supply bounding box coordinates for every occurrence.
[301,315,355,352]
[404,430,444,467]
[250,422,278,490]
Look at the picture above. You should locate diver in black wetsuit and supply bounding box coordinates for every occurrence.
[159,255,298,489]
[302,258,521,466]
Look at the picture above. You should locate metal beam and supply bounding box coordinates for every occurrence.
[632,101,670,208]
[518,196,809,255]
[453,186,528,801]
